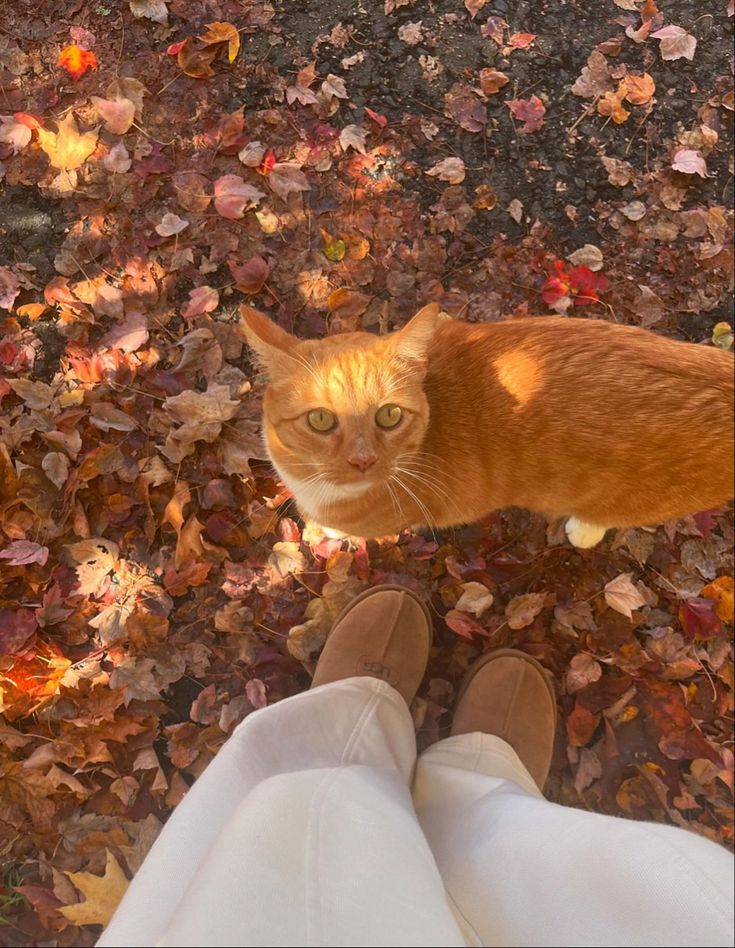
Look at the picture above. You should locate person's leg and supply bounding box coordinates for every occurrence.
[412,650,734,948]
[98,587,465,948]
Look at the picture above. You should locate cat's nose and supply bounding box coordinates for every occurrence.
[347,449,378,472]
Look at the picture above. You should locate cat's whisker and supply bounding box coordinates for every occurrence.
[390,472,439,543]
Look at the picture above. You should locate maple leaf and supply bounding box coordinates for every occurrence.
[571,50,614,98]
[0,539,49,566]
[60,850,129,926]
[651,25,697,61]
[426,156,466,184]
[505,592,546,629]
[213,175,265,219]
[444,83,487,132]
[507,95,546,133]
[36,113,99,171]
[269,541,308,578]
[327,288,370,320]
[175,37,218,79]
[200,21,241,63]
[268,161,311,202]
[604,572,647,618]
[339,124,368,154]
[58,45,98,81]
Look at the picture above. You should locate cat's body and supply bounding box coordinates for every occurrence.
[241,305,734,545]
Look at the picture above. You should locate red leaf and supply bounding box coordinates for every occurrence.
[0,608,38,655]
[679,598,723,640]
[507,95,546,133]
[444,609,487,639]
[58,45,98,81]
[229,255,271,294]
[364,106,388,128]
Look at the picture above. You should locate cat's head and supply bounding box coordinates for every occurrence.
[239,304,439,509]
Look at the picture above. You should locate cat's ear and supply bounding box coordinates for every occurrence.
[238,304,296,375]
[391,303,440,362]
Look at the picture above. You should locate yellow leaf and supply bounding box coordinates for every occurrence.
[200,21,240,62]
[59,850,129,927]
[37,113,99,170]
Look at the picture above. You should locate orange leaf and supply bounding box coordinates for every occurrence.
[621,73,655,105]
[199,21,240,62]
[176,37,218,79]
[702,576,734,624]
[58,45,98,81]
[597,90,630,124]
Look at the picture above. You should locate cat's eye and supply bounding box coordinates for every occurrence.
[307,408,337,432]
[375,404,402,429]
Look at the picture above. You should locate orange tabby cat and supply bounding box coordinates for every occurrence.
[240,303,734,547]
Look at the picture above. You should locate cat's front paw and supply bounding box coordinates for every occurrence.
[565,517,608,549]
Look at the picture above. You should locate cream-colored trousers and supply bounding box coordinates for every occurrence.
[98,678,733,948]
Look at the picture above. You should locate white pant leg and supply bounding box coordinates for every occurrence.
[413,732,734,948]
[98,678,465,948]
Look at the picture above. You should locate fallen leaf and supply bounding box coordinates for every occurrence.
[479,68,509,94]
[199,22,240,63]
[268,162,311,202]
[339,124,368,154]
[604,572,648,618]
[651,25,697,61]
[58,45,98,81]
[505,592,546,629]
[37,113,99,171]
[90,96,135,135]
[103,140,132,173]
[597,90,630,124]
[701,577,733,623]
[571,50,614,98]
[0,115,32,154]
[508,198,523,223]
[0,608,37,654]
[181,286,219,319]
[213,175,265,219]
[229,255,271,294]
[0,268,20,310]
[507,95,546,133]
[0,540,49,566]
[507,32,536,50]
[426,156,466,184]
[567,244,604,271]
[155,213,189,237]
[621,73,655,105]
[455,581,494,617]
[59,850,129,927]
[565,653,603,694]
[445,609,487,639]
[129,0,169,24]
[464,0,487,18]
[671,148,709,177]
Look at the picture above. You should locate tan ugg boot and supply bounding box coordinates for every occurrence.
[451,649,558,791]
[310,585,432,705]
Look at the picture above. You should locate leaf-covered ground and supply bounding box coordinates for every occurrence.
[1,1,733,943]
